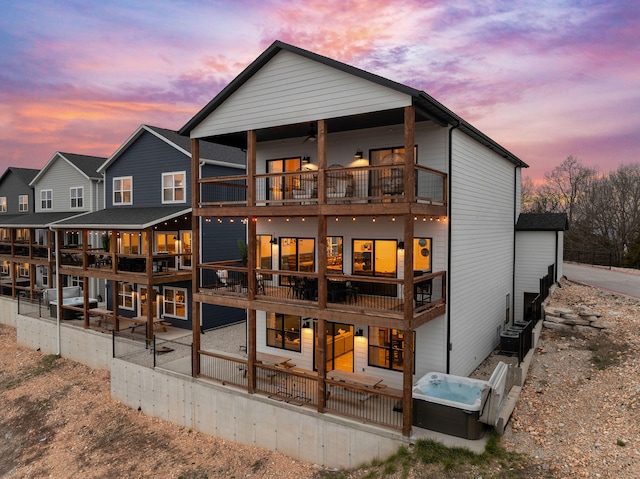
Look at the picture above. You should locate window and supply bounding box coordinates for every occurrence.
[266,313,301,352]
[18,263,29,278]
[40,190,52,209]
[35,229,48,246]
[154,232,177,253]
[327,236,343,273]
[41,266,48,287]
[256,235,273,277]
[119,233,142,254]
[70,187,84,208]
[118,283,134,310]
[0,197,6,212]
[1,261,9,275]
[368,327,407,372]
[352,239,397,277]
[18,195,28,212]
[15,229,29,243]
[0,229,9,242]
[69,275,83,290]
[266,157,301,200]
[180,231,192,268]
[162,172,186,203]
[113,176,132,205]
[163,287,187,320]
[279,237,315,285]
[64,231,81,247]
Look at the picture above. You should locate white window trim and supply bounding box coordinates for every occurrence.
[41,189,53,210]
[113,176,133,206]
[162,286,188,320]
[0,197,6,212]
[118,283,135,311]
[70,186,84,209]
[161,171,186,204]
[18,195,28,212]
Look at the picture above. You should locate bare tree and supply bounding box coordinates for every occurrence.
[537,155,596,225]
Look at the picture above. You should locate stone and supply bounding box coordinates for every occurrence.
[546,307,574,316]
[571,319,592,326]
[578,310,601,318]
[560,313,579,320]
[591,320,616,329]
[545,315,565,324]
[574,325,598,334]
[543,321,573,332]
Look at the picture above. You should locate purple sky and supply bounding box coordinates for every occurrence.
[1,0,638,181]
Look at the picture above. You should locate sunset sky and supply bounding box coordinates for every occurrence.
[1,0,638,180]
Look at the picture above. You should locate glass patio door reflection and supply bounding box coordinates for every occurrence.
[314,321,354,372]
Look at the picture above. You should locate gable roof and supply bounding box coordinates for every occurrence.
[29,152,106,186]
[0,167,39,186]
[97,124,245,173]
[516,213,569,231]
[179,40,527,168]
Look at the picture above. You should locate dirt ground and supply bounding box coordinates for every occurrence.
[0,278,638,478]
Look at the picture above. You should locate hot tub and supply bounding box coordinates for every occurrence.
[412,372,490,439]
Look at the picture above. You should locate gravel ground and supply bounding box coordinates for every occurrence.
[0,277,638,478]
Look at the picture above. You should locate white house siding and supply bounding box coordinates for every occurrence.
[191,50,411,139]
[514,231,558,323]
[34,159,94,213]
[449,130,516,376]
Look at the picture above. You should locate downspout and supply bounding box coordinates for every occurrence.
[555,230,560,283]
[512,166,520,324]
[446,121,459,374]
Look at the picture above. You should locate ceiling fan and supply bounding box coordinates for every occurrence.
[302,123,317,143]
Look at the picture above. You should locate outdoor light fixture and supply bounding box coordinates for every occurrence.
[270,237,278,245]
[302,155,311,164]
[398,241,405,250]
[355,328,364,337]
[354,149,363,159]
[303,320,311,329]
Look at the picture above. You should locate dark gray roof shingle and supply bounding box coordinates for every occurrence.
[51,206,191,230]
[516,213,569,231]
[60,153,107,179]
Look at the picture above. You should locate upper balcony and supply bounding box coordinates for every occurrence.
[198,164,447,216]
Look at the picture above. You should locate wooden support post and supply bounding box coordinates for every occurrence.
[191,138,201,377]
[402,211,415,436]
[248,309,256,393]
[317,120,327,205]
[402,329,415,436]
[404,106,416,204]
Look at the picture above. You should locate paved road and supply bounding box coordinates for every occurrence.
[563,262,640,300]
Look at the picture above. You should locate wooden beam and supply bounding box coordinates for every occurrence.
[404,105,416,204]
[317,120,327,205]
[247,130,256,208]
[402,329,414,436]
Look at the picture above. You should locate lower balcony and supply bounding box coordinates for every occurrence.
[198,263,446,322]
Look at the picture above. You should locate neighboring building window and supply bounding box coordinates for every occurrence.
[70,187,84,208]
[1,261,9,275]
[0,229,9,242]
[18,195,28,212]
[368,327,406,372]
[40,190,52,209]
[154,232,177,253]
[266,313,301,352]
[180,231,192,269]
[119,233,141,254]
[69,275,83,290]
[15,229,29,243]
[113,176,132,205]
[162,172,186,204]
[163,287,187,320]
[35,229,48,246]
[118,283,134,310]
[41,266,48,287]
[18,263,29,278]
[64,231,81,247]
[0,197,6,212]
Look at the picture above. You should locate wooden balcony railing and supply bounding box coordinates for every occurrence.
[198,262,446,315]
[58,248,192,275]
[198,165,447,208]
[197,350,403,431]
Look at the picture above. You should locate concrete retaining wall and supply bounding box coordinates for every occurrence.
[111,359,405,469]
[0,296,18,327]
